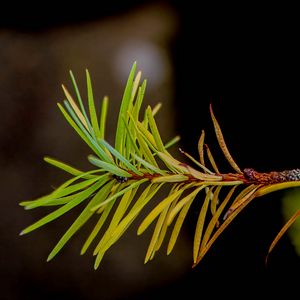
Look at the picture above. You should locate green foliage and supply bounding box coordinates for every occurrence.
[20,62,300,269]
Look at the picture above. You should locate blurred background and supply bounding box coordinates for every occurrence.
[1,1,300,299]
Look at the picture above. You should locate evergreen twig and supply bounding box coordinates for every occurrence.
[20,62,300,269]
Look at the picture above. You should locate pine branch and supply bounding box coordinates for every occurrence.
[20,62,300,269]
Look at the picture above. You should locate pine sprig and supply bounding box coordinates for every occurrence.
[20,62,300,269]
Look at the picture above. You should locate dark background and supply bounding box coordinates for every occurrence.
[1,1,300,299]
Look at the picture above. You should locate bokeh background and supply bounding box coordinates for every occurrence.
[1,1,300,299]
